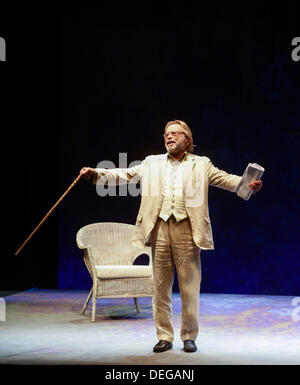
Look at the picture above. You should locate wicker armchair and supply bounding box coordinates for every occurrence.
[76,222,153,322]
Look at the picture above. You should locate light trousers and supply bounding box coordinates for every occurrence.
[151,216,201,342]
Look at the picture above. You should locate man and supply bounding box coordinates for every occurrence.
[80,120,262,353]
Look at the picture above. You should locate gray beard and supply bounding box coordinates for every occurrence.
[166,141,186,156]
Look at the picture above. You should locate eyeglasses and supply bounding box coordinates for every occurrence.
[163,131,186,139]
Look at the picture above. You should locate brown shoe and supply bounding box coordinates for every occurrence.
[153,340,173,353]
[183,340,197,352]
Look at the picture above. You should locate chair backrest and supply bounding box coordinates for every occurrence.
[76,222,151,265]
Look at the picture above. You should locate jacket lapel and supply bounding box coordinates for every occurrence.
[159,153,167,195]
[183,154,196,186]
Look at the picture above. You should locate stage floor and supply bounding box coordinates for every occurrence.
[0,288,299,365]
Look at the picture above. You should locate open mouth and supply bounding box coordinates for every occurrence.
[166,140,176,146]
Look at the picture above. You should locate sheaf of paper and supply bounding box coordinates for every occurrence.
[236,163,265,201]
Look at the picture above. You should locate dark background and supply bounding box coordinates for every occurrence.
[2,2,299,295]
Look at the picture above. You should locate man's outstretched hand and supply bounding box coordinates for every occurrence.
[248,180,263,194]
[79,167,96,181]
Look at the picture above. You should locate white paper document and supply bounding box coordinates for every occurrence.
[235,163,265,201]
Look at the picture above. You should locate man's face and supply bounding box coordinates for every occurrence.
[164,123,188,156]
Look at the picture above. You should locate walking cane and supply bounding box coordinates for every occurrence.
[15,174,82,256]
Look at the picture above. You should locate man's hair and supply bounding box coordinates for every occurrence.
[164,120,195,153]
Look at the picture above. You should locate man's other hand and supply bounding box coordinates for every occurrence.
[248,179,263,194]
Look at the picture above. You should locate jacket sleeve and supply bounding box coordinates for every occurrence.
[92,161,144,186]
[207,159,242,192]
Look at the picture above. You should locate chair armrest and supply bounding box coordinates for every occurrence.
[76,236,86,250]
[82,246,98,280]
[132,250,152,266]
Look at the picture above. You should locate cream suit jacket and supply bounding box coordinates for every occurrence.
[94,153,242,250]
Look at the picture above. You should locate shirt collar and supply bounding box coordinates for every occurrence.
[167,151,188,163]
